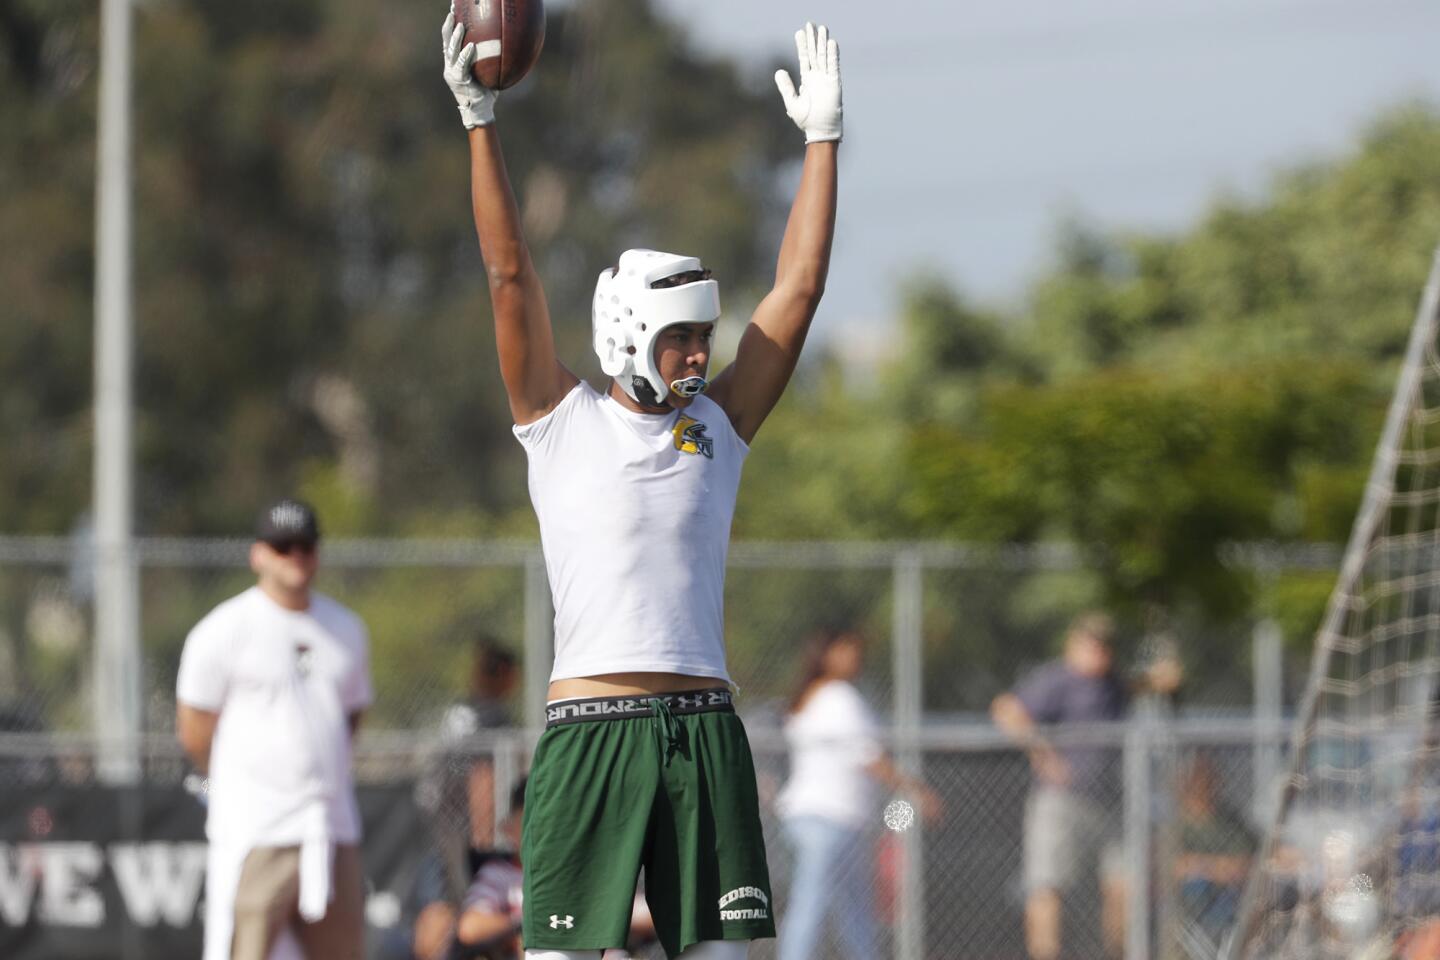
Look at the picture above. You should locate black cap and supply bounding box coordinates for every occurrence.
[255,499,321,544]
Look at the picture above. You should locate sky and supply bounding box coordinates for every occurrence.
[652,0,1440,349]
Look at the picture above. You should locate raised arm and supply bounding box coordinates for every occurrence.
[442,12,577,425]
[707,23,841,444]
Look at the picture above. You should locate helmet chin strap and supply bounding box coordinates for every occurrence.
[669,376,708,399]
[630,375,663,408]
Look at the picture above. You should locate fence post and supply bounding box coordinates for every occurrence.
[523,550,553,731]
[93,540,140,784]
[1125,712,1153,960]
[493,733,519,847]
[92,0,141,788]
[1148,697,1181,960]
[892,549,925,960]
[1252,619,1283,821]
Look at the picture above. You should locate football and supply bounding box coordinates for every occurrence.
[451,0,546,90]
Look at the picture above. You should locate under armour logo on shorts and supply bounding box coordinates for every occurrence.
[549,915,574,929]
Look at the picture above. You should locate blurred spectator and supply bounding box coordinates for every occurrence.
[419,638,519,897]
[443,638,520,736]
[775,628,939,960]
[991,611,1182,960]
[175,498,372,960]
[1396,780,1440,920]
[1174,754,1254,941]
[445,638,519,852]
[412,776,656,960]
[411,776,525,960]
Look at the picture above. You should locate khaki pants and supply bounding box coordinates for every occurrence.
[231,844,365,960]
[1023,786,1125,893]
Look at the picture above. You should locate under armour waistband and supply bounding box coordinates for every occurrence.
[545,688,734,727]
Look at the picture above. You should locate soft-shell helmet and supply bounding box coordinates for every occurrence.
[592,249,720,407]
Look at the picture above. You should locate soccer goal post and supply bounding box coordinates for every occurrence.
[1226,247,1440,960]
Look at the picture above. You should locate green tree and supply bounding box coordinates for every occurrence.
[0,0,794,537]
[0,0,797,726]
[891,104,1440,687]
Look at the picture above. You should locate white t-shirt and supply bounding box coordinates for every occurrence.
[176,586,373,847]
[514,381,748,682]
[777,680,884,828]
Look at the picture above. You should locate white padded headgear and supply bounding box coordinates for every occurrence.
[592,249,720,407]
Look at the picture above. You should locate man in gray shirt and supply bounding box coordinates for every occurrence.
[992,612,1181,960]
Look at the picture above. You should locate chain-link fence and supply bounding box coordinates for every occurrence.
[0,535,1325,958]
[0,536,1335,738]
[0,721,1283,960]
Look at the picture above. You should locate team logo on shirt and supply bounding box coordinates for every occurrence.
[549,914,574,929]
[672,415,714,459]
[718,886,769,921]
[293,641,312,678]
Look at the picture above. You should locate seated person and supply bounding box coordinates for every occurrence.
[1175,755,1255,938]
[416,777,657,960]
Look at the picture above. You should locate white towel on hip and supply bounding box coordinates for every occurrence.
[297,801,333,922]
[201,837,306,960]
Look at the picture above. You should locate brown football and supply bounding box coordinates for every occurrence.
[451,0,546,90]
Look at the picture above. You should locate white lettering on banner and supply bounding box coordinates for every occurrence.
[109,843,208,927]
[0,844,42,926]
[40,843,105,927]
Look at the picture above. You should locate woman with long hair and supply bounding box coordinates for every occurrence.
[775,629,938,960]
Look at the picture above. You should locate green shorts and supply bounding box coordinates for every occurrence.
[521,688,775,956]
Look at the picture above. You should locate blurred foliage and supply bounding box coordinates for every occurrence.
[904,363,1376,612]
[746,102,1440,703]
[865,102,1440,693]
[5,0,1440,720]
[733,356,909,539]
[0,0,792,537]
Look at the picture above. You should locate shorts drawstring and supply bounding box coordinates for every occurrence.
[649,697,682,765]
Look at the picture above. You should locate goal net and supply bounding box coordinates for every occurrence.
[1228,250,1440,960]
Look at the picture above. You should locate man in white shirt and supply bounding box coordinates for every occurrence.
[176,499,374,960]
[439,11,842,960]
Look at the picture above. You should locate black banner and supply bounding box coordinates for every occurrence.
[0,783,428,960]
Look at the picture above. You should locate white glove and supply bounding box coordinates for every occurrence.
[774,22,842,144]
[442,10,497,129]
